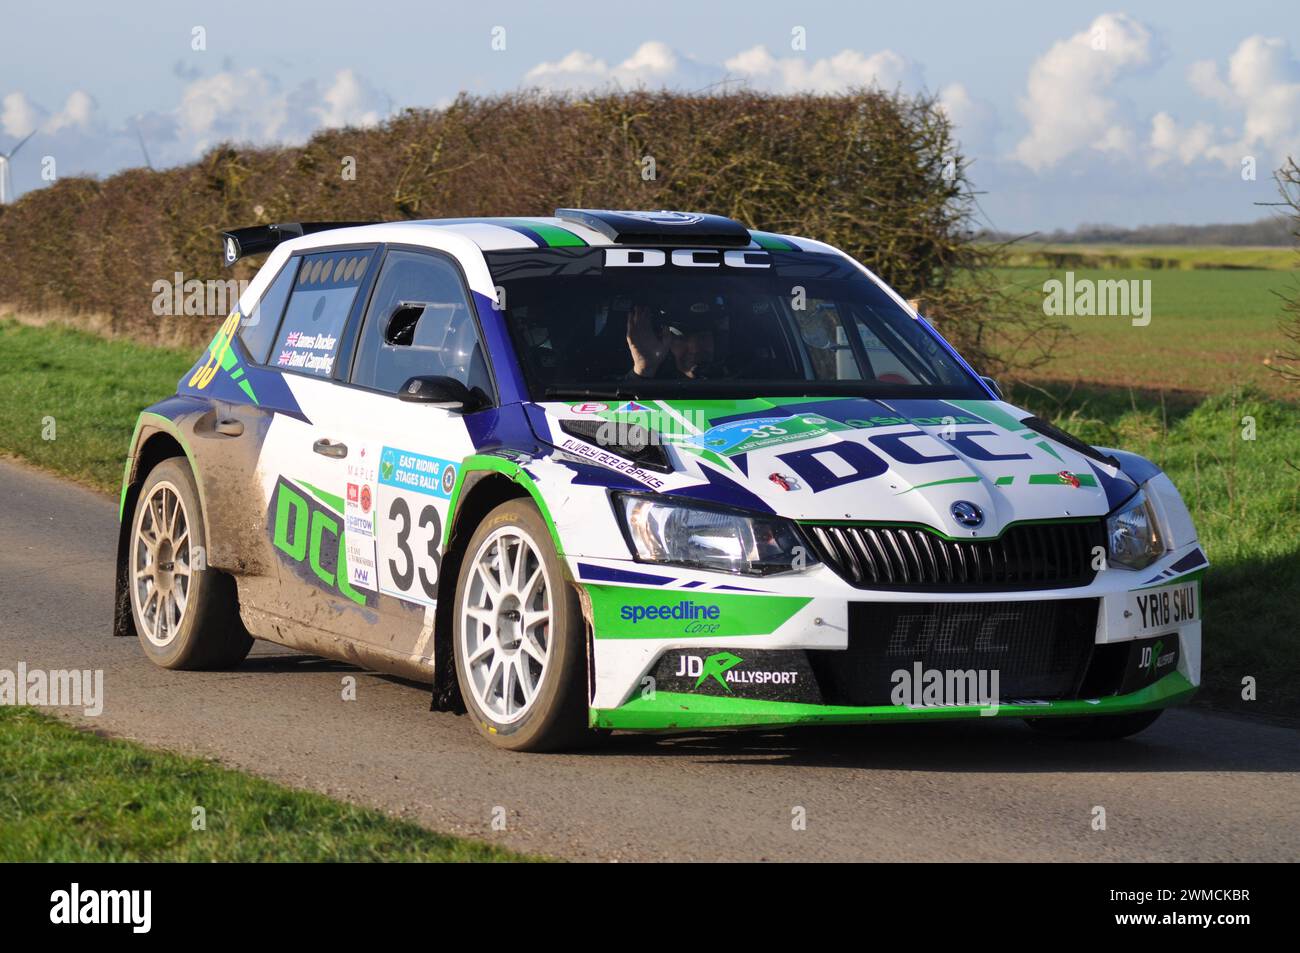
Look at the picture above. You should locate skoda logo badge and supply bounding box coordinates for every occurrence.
[951,501,984,528]
[618,210,703,225]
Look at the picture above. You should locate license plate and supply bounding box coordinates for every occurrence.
[1127,581,1198,635]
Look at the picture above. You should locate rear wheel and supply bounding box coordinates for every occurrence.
[129,457,252,670]
[453,499,588,751]
[1025,708,1163,740]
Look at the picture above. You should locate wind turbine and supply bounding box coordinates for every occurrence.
[134,122,154,171]
[0,130,36,205]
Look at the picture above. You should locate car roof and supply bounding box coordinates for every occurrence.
[276,215,824,254]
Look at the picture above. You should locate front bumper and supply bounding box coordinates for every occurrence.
[578,543,1206,732]
[593,671,1196,730]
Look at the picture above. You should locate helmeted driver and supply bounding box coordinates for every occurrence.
[625,296,728,380]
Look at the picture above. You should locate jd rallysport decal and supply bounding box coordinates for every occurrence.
[650,648,822,703]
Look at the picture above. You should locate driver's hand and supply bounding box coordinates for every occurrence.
[626,305,670,377]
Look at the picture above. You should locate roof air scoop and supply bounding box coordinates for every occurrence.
[554,209,752,247]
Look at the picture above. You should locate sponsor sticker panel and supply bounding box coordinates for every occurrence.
[375,447,458,607]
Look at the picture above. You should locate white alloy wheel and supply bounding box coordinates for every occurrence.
[131,480,194,648]
[459,524,554,724]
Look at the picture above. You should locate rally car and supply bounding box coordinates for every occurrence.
[114,210,1205,750]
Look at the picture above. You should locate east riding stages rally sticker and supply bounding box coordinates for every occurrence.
[374,447,458,607]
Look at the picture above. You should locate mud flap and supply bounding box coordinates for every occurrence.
[112,483,139,638]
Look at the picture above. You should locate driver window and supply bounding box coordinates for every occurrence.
[351,249,491,399]
[794,299,864,381]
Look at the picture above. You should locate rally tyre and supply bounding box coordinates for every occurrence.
[1024,708,1163,740]
[453,499,588,752]
[128,457,252,670]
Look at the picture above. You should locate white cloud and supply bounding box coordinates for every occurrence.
[1148,112,1217,166]
[45,90,96,134]
[1013,13,1159,171]
[176,69,292,150]
[171,67,387,155]
[2,89,97,139]
[1151,35,1300,169]
[523,41,921,94]
[315,69,386,130]
[723,45,921,93]
[0,67,389,198]
[2,92,43,139]
[525,41,722,91]
[938,82,1000,154]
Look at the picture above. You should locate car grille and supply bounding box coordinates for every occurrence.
[805,520,1105,591]
[808,598,1100,706]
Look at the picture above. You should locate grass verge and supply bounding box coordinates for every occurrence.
[1007,381,1300,717]
[0,706,534,861]
[0,318,196,490]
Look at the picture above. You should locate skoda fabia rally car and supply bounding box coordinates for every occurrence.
[114,210,1205,750]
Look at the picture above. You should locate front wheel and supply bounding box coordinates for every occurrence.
[453,499,588,751]
[1025,708,1163,740]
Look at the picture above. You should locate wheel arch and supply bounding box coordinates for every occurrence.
[429,458,568,711]
[113,414,212,638]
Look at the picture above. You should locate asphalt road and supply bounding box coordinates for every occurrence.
[1,456,1296,862]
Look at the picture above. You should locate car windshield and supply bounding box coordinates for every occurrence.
[486,249,985,400]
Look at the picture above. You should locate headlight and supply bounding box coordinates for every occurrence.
[1106,491,1164,570]
[615,494,818,575]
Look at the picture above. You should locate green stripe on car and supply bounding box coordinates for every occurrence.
[592,672,1196,729]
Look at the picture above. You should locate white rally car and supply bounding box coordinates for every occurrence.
[114,210,1205,750]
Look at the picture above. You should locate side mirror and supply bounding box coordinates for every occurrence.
[398,375,476,411]
[980,376,1003,400]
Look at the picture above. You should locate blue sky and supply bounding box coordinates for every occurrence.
[2,0,1298,231]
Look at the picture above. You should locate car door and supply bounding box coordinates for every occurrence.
[253,245,386,636]
[295,246,492,663]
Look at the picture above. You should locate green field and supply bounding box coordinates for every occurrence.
[994,266,1296,398]
[996,243,1297,272]
[0,319,195,488]
[0,707,532,861]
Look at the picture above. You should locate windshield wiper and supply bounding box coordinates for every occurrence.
[543,387,641,400]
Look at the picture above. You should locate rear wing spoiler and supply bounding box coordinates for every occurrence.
[219,221,374,266]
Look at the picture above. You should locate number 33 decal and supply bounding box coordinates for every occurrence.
[380,493,443,605]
